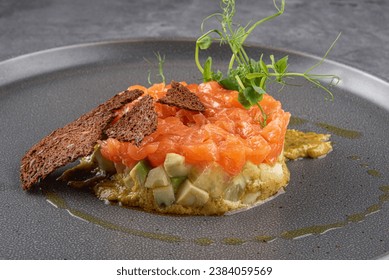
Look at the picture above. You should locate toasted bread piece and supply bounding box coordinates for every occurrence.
[157,81,205,112]
[105,95,157,146]
[20,89,143,190]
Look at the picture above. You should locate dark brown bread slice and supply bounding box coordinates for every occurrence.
[157,81,205,112]
[105,95,157,146]
[95,89,143,116]
[20,89,143,190]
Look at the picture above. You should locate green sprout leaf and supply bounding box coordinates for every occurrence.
[259,55,269,76]
[219,76,240,91]
[203,57,213,82]
[243,87,263,106]
[275,55,288,74]
[238,91,251,109]
[145,51,166,85]
[197,35,213,50]
[250,80,266,96]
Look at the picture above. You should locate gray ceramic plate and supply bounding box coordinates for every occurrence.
[1,40,388,259]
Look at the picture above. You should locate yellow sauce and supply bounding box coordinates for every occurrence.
[284,129,332,160]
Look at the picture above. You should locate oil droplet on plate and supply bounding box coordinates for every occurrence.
[367,169,381,177]
[315,122,362,139]
[195,238,214,246]
[289,116,309,126]
[222,237,245,245]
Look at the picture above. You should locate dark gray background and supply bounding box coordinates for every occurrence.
[1,0,388,82]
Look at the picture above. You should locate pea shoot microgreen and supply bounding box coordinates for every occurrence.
[146,52,166,85]
[195,0,340,126]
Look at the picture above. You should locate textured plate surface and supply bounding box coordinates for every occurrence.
[1,40,388,259]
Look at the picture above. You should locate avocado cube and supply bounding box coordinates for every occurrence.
[129,160,150,187]
[170,176,187,192]
[176,179,209,207]
[94,145,116,174]
[144,166,171,189]
[153,185,175,207]
[163,153,189,177]
[189,163,229,198]
[122,173,135,189]
[224,174,246,202]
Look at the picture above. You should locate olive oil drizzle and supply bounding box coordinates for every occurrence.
[44,190,182,243]
[195,238,214,246]
[44,183,389,245]
[280,187,389,240]
[254,235,276,243]
[289,116,362,140]
[222,237,246,245]
[367,169,382,178]
[280,222,346,240]
[314,122,362,139]
[288,116,309,126]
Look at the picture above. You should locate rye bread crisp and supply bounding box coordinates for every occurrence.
[157,81,205,112]
[105,95,157,146]
[20,89,143,190]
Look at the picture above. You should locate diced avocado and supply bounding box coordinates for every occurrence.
[170,176,187,192]
[163,153,189,177]
[144,166,171,189]
[241,191,261,204]
[224,174,246,202]
[176,179,209,207]
[258,162,284,183]
[130,160,150,187]
[188,163,229,198]
[114,162,127,174]
[241,161,261,181]
[122,173,135,189]
[153,185,175,207]
[94,145,116,174]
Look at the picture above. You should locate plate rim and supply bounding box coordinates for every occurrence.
[0,36,388,84]
[1,38,388,260]
[1,38,388,111]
